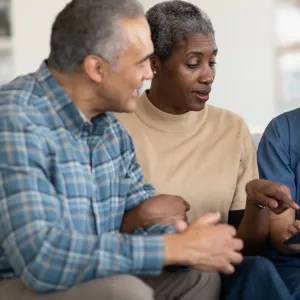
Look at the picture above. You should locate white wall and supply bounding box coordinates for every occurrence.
[11,0,276,132]
[140,0,276,132]
[11,0,70,74]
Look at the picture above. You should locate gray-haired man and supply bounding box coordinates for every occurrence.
[0,1,243,299]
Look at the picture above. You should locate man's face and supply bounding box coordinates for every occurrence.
[97,16,154,113]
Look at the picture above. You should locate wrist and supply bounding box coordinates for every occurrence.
[245,198,269,212]
[245,181,267,209]
[163,234,186,266]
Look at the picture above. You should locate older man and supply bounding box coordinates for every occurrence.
[0,1,239,299]
[0,1,296,300]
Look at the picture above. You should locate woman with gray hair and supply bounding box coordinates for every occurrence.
[117,1,297,299]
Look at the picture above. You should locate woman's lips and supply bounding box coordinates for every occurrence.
[191,91,210,102]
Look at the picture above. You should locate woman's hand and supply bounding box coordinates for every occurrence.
[121,194,190,233]
[282,220,300,252]
[136,194,190,226]
[246,179,299,214]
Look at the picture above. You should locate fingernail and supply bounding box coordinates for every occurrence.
[292,201,299,209]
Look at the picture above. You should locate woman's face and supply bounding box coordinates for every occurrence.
[153,33,217,114]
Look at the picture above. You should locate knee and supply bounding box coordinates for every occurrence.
[243,256,277,277]
[208,271,222,289]
[245,256,274,270]
[202,271,221,296]
[185,270,221,300]
[194,270,221,289]
[109,275,154,300]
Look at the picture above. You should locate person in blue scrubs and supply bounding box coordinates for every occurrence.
[221,109,300,300]
[258,108,300,299]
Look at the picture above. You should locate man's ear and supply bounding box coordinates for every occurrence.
[81,55,108,83]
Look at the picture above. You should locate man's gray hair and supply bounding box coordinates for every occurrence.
[146,0,215,61]
[48,0,144,72]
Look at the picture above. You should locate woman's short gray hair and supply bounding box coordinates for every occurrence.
[48,0,144,72]
[146,0,215,61]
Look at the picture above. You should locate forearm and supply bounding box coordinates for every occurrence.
[121,186,155,233]
[121,194,185,233]
[2,223,165,292]
[121,206,144,233]
[121,207,177,237]
[237,200,269,255]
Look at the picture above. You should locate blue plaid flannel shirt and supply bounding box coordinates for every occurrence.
[0,62,175,292]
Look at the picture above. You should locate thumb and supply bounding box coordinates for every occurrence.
[194,212,221,226]
[175,220,189,233]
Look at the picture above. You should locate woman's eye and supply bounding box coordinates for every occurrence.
[186,61,216,69]
[186,63,199,69]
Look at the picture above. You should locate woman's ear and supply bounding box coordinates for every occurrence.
[150,54,161,75]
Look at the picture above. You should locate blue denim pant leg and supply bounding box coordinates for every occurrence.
[221,256,293,300]
[273,257,300,300]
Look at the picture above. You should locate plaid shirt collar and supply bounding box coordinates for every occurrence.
[35,61,95,139]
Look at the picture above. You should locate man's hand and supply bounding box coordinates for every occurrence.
[121,195,189,233]
[246,179,299,214]
[164,212,244,275]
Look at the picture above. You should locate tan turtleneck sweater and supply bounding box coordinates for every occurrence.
[116,91,258,223]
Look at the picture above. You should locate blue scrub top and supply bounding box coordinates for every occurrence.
[258,108,300,262]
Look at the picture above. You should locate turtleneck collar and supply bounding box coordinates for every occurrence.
[135,90,208,134]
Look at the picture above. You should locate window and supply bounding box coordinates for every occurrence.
[0,0,12,85]
[276,0,300,112]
